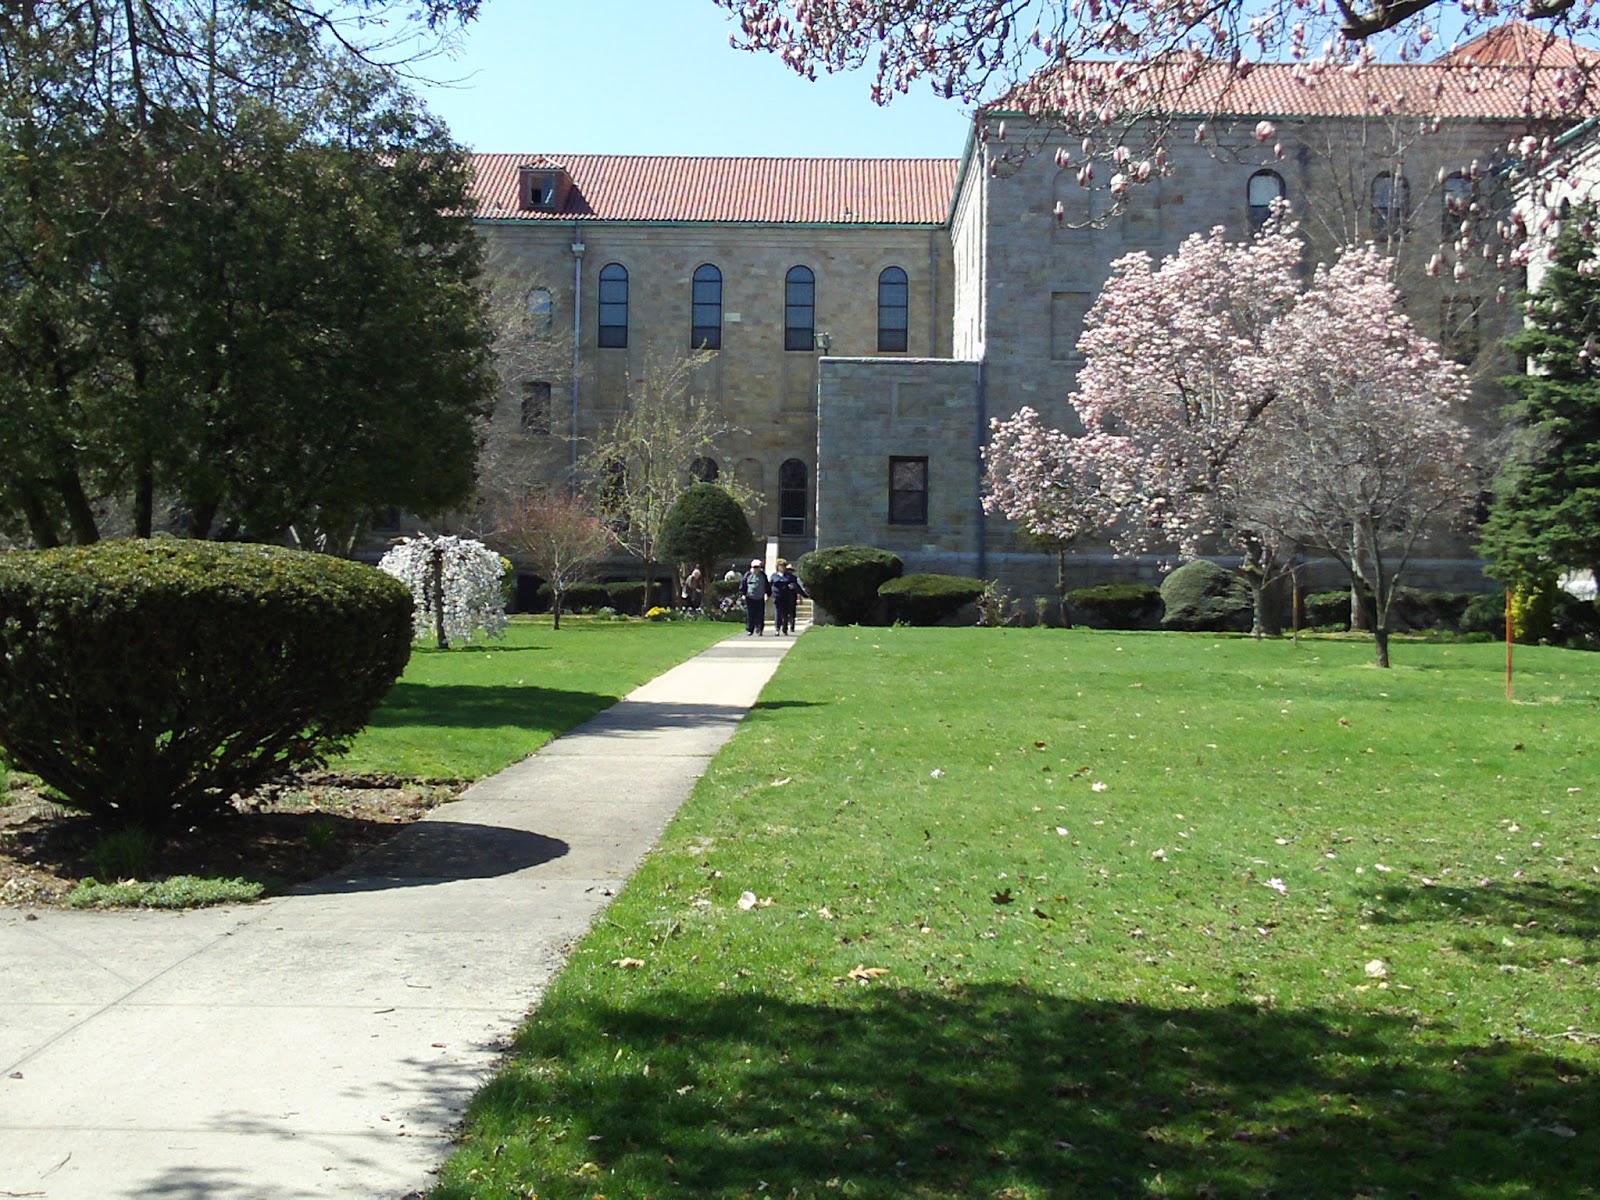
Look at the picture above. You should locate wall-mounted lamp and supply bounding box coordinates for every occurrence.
[814,331,832,353]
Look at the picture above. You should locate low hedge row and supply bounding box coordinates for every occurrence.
[879,573,988,625]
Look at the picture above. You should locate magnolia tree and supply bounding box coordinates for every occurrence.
[378,534,508,649]
[1237,247,1476,666]
[981,405,1111,623]
[1074,219,1304,635]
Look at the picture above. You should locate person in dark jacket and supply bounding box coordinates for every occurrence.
[740,558,769,635]
[770,559,807,635]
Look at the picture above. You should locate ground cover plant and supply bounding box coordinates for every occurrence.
[435,627,1600,1200]
[2,616,734,906]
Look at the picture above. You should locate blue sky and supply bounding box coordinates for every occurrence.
[408,1,971,158]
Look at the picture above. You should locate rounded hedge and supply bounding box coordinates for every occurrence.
[879,573,988,625]
[1065,583,1164,630]
[796,545,903,626]
[1159,560,1252,632]
[0,540,413,828]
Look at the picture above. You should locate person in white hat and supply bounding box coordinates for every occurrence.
[740,558,769,636]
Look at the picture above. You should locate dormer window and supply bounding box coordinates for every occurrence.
[518,164,569,212]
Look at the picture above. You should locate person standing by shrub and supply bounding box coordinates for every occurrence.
[683,566,704,612]
[771,559,806,635]
[741,558,770,636]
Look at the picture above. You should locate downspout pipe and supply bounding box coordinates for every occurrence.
[570,223,585,487]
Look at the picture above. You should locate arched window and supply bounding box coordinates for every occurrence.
[597,263,628,348]
[690,456,719,483]
[526,286,553,332]
[1442,172,1475,239]
[779,458,808,536]
[692,264,722,350]
[1247,170,1285,233]
[877,267,909,352]
[1371,173,1410,237]
[784,265,815,351]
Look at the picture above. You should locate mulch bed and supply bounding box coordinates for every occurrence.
[0,771,464,907]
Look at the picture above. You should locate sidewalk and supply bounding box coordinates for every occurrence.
[0,629,799,1200]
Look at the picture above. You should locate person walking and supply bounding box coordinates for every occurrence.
[683,566,703,612]
[740,558,769,636]
[771,559,806,635]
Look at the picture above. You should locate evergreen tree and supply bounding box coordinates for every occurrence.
[1481,209,1600,588]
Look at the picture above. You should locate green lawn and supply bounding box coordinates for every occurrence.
[433,627,1600,1200]
[337,616,735,779]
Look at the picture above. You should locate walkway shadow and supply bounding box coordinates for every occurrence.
[294,820,568,894]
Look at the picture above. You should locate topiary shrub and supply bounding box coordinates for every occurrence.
[1303,590,1352,630]
[796,545,903,625]
[1159,560,1252,632]
[878,573,988,626]
[0,540,412,829]
[659,483,754,601]
[1065,583,1164,630]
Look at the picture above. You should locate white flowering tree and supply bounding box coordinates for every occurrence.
[378,535,508,649]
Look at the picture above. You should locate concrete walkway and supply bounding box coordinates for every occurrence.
[0,630,798,1200]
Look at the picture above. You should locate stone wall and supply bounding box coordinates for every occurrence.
[815,357,985,574]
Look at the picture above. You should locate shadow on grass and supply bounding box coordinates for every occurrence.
[412,643,547,655]
[368,682,617,732]
[750,699,826,711]
[443,985,1599,1199]
[1362,880,1600,959]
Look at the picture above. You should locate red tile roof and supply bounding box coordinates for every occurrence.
[994,23,1600,122]
[468,155,959,224]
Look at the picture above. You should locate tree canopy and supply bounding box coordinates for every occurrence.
[1480,208,1600,590]
[0,1,495,549]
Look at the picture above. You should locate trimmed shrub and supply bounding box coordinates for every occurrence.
[879,573,988,626]
[1065,583,1163,630]
[1393,589,1474,632]
[1303,590,1352,630]
[536,580,609,612]
[1461,590,1507,635]
[797,545,903,626]
[1159,560,1252,632]
[659,484,754,595]
[0,540,412,829]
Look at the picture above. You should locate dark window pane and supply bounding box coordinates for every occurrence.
[785,265,815,352]
[521,381,552,436]
[598,263,628,349]
[692,264,721,351]
[780,458,807,536]
[691,456,719,482]
[889,457,928,526]
[878,267,909,353]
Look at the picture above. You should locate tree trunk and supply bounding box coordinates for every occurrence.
[552,588,563,631]
[1372,623,1391,669]
[1056,545,1070,628]
[430,545,448,649]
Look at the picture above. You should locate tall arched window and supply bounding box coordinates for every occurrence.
[1247,170,1285,233]
[1371,173,1410,237]
[784,265,815,351]
[598,263,628,348]
[779,458,809,536]
[692,264,722,350]
[1442,171,1474,239]
[690,456,719,483]
[877,267,909,352]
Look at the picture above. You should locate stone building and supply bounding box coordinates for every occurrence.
[463,25,1596,598]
